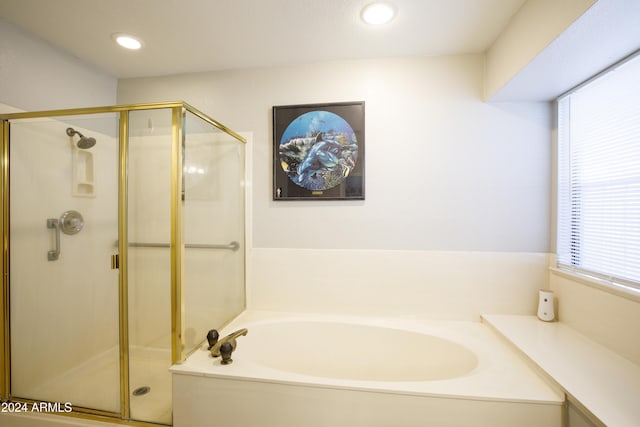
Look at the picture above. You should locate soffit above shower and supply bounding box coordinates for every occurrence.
[0,0,525,78]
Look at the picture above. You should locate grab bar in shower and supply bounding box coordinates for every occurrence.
[47,218,60,261]
[115,240,240,251]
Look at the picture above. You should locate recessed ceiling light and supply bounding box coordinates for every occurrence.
[361,2,396,25]
[112,33,143,50]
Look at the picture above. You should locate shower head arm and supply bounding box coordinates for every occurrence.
[66,127,84,138]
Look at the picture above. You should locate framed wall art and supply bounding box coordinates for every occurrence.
[273,101,365,200]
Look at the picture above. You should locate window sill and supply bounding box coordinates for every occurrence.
[549,267,640,304]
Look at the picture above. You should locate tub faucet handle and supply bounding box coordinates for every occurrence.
[206,329,219,350]
[220,341,234,365]
[210,328,248,358]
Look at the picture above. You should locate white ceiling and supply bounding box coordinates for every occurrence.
[0,0,525,79]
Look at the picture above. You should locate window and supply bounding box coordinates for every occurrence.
[557,51,640,292]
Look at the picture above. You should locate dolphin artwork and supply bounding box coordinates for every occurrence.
[280,132,358,191]
[296,133,358,189]
[278,110,359,191]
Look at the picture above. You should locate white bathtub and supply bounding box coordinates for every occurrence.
[171,311,564,427]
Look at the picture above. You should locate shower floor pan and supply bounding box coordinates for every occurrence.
[11,346,172,425]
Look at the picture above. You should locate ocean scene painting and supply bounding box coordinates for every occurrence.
[278,111,359,191]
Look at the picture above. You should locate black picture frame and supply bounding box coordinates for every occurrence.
[272,101,365,200]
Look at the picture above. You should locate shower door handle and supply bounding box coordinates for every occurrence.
[111,254,119,269]
[47,218,60,261]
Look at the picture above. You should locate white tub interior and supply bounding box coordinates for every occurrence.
[242,321,478,381]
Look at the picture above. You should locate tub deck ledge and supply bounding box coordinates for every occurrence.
[483,314,640,427]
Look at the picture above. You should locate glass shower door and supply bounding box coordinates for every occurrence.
[182,111,246,356]
[126,108,174,425]
[8,114,121,414]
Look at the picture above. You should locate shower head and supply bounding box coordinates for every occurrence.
[66,127,96,149]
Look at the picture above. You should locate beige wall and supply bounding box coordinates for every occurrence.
[118,54,553,320]
[0,19,116,111]
[485,0,596,99]
[486,0,640,101]
[118,55,552,253]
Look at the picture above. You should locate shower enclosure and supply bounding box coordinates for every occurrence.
[0,102,246,425]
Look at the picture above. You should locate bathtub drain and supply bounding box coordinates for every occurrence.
[132,386,151,396]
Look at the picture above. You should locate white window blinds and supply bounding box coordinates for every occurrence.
[557,52,640,290]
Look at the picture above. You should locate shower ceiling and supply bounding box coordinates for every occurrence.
[0,0,525,78]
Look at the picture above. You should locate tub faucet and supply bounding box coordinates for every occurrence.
[207,328,248,363]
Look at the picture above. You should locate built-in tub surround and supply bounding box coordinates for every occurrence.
[171,311,563,427]
[484,315,640,427]
[248,249,550,320]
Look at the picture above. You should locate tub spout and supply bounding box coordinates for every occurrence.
[209,328,248,358]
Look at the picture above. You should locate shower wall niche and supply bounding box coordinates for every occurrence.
[72,146,95,196]
[0,102,246,426]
